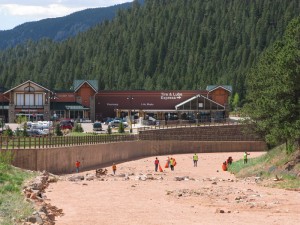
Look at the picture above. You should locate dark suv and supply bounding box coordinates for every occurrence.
[93,122,102,131]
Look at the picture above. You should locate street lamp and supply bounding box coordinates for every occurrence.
[48,92,58,136]
[127,96,134,133]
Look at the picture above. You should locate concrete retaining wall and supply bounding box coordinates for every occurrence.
[11,140,267,174]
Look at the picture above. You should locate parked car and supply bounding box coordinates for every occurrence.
[31,123,43,130]
[60,120,73,130]
[109,120,128,128]
[93,122,103,131]
[147,116,156,125]
[27,129,48,137]
[104,118,114,125]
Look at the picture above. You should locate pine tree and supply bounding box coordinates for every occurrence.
[244,17,300,151]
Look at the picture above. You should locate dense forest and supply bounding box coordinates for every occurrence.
[0,0,299,102]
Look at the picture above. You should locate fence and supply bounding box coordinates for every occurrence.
[137,119,241,132]
[0,134,137,149]
[0,122,259,150]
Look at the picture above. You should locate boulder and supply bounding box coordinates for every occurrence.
[68,175,84,181]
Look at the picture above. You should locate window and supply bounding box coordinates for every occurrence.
[25,94,34,106]
[35,94,43,105]
[24,86,35,92]
[16,94,24,105]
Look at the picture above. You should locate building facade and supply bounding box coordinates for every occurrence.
[0,80,232,123]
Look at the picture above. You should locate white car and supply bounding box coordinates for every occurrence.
[109,120,128,128]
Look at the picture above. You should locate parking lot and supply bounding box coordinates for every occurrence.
[81,122,140,134]
[2,122,141,134]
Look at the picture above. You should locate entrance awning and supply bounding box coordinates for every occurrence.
[51,102,89,110]
[65,105,89,110]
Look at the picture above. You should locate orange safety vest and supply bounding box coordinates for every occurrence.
[222,163,227,171]
[173,158,177,166]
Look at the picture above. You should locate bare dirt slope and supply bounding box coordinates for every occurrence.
[45,152,300,225]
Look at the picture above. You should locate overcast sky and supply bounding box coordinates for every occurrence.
[0,0,132,30]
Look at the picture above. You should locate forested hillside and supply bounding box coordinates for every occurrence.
[0,0,299,100]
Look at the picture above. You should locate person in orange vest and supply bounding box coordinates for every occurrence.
[165,157,170,168]
[222,161,227,171]
[170,157,176,171]
[112,163,117,175]
[75,160,81,173]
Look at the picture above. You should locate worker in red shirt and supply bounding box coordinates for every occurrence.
[75,160,81,173]
[154,157,159,172]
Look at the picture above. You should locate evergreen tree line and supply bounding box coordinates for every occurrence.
[0,0,299,103]
[244,17,300,150]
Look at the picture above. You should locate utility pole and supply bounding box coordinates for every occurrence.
[0,86,4,130]
[127,96,134,133]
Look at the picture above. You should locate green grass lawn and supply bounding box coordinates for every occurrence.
[0,151,37,224]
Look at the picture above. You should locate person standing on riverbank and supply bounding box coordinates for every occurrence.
[112,163,117,175]
[244,152,250,164]
[154,157,159,172]
[75,160,81,173]
[193,153,198,167]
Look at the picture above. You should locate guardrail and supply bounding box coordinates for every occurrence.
[0,120,250,150]
[0,134,137,149]
[137,119,241,132]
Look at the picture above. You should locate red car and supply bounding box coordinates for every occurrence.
[60,120,73,130]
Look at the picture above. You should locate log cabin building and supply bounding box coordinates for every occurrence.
[0,80,232,123]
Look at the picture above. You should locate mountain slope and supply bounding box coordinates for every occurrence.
[0,1,142,49]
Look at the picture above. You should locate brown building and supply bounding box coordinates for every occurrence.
[0,80,231,123]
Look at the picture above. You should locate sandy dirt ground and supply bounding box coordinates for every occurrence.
[45,152,300,225]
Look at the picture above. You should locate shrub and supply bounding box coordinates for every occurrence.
[14,128,22,137]
[16,115,27,124]
[118,122,125,133]
[0,151,14,171]
[107,125,112,134]
[22,123,28,137]
[55,123,63,136]
[73,122,84,132]
[3,125,13,137]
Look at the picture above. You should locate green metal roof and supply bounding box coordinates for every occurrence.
[51,102,89,111]
[73,80,98,92]
[206,85,232,92]
[65,105,89,110]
